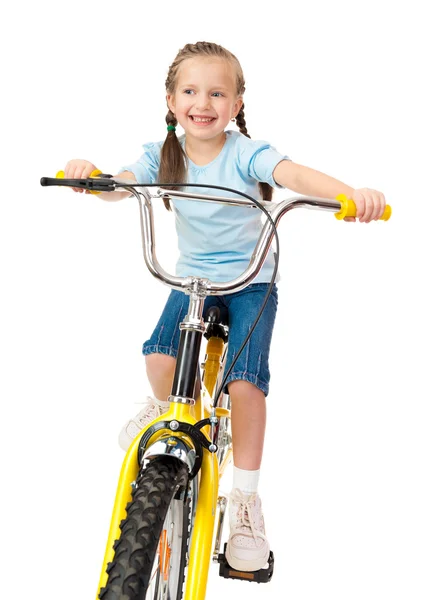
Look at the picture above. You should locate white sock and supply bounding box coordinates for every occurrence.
[153,396,170,410]
[232,466,260,495]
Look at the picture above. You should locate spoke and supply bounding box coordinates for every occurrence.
[148,562,159,588]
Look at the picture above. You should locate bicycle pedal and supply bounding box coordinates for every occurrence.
[217,544,274,583]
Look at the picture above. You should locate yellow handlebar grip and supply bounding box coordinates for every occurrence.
[380,205,392,221]
[335,194,391,221]
[89,169,103,178]
[55,169,103,194]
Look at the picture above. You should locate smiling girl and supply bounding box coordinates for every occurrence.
[64,41,386,572]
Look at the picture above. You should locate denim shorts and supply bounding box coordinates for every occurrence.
[142,283,278,396]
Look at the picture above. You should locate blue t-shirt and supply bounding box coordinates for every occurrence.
[119,130,290,283]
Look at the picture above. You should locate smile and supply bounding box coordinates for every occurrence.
[189,116,216,124]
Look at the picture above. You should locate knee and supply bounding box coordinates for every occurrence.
[228,379,264,400]
[145,353,176,379]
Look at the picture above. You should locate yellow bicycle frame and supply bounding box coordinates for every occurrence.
[97,334,229,600]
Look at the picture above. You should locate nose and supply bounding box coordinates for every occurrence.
[194,92,211,111]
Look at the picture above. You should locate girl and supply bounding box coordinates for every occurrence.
[65,41,386,573]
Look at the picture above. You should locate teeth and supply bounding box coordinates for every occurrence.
[192,117,214,122]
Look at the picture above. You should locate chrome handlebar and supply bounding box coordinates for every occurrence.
[117,181,341,296]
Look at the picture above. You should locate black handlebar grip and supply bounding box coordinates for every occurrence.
[40,177,62,186]
[40,177,116,192]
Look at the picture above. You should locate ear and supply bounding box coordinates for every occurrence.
[233,96,244,119]
[167,93,176,114]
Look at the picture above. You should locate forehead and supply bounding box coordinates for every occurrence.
[176,57,237,91]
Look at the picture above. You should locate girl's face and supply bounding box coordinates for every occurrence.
[167,57,243,142]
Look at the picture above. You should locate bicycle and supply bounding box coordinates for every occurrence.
[40,172,391,600]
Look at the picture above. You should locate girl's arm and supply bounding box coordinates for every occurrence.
[273,160,386,222]
[98,170,136,202]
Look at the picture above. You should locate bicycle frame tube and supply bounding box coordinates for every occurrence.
[183,447,219,600]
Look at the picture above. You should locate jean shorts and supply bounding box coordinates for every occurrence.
[142,283,278,396]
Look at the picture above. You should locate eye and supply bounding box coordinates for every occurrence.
[211,92,224,97]
[183,89,194,95]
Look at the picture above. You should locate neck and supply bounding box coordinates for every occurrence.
[184,131,227,162]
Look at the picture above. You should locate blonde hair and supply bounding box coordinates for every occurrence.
[159,41,273,210]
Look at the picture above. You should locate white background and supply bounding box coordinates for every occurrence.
[1,1,422,598]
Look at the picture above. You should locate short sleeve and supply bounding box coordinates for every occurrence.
[118,141,162,184]
[238,138,291,189]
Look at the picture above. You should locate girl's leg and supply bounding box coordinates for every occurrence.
[145,353,202,401]
[224,282,278,454]
[145,353,177,400]
[225,379,271,573]
[228,379,266,470]
[223,283,278,571]
[224,283,278,473]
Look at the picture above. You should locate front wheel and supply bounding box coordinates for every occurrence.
[99,456,192,600]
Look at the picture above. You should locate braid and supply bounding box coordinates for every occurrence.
[235,105,249,138]
[158,109,185,211]
[235,105,274,202]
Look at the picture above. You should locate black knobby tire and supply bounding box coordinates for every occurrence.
[99,456,191,600]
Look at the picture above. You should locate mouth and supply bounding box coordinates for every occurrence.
[189,116,216,125]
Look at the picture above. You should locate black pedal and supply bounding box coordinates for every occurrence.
[217,544,274,583]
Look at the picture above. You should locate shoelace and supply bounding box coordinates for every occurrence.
[137,403,159,427]
[134,398,167,427]
[230,488,267,546]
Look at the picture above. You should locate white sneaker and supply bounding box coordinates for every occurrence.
[225,488,270,572]
[118,396,170,451]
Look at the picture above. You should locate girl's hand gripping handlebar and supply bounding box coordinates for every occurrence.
[335,193,392,221]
